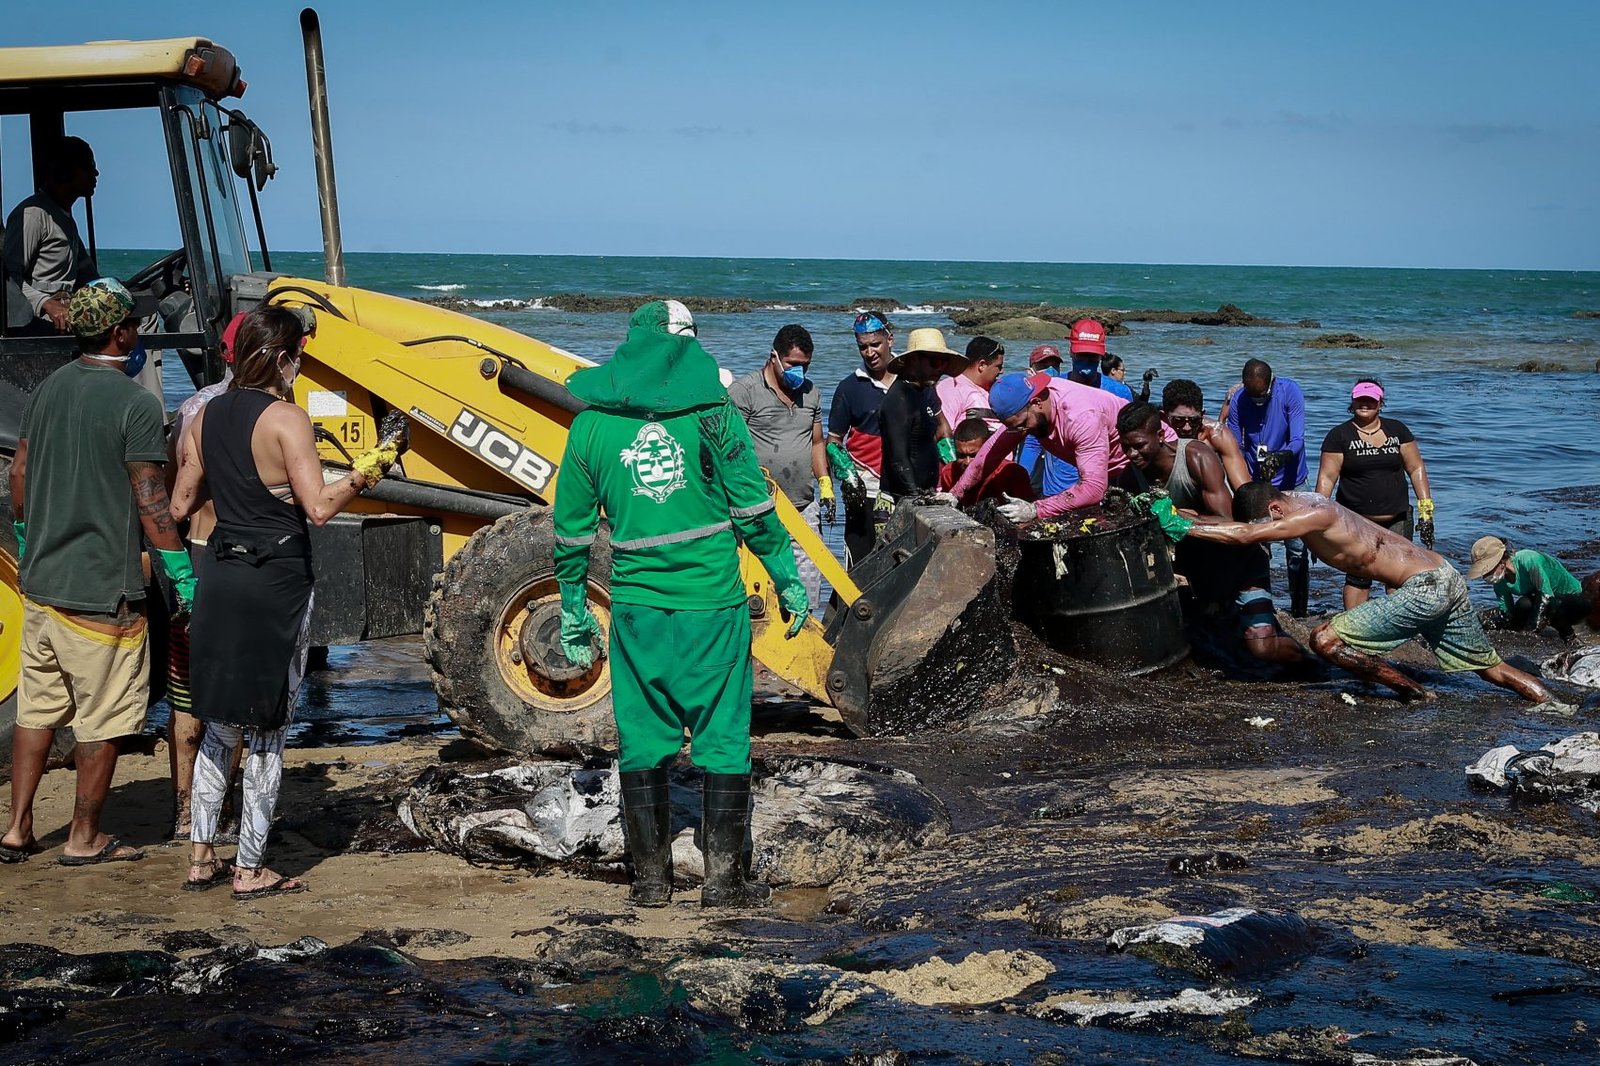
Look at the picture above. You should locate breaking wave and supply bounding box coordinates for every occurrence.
[468,297,547,310]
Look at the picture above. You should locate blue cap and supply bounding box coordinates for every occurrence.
[989,373,1049,419]
[853,312,890,335]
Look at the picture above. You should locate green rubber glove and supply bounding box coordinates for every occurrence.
[558,581,601,669]
[11,520,24,562]
[1148,497,1195,542]
[779,582,810,637]
[757,547,810,638]
[936,436,957,464]
[154,546,197,613]
[825,441,856,482]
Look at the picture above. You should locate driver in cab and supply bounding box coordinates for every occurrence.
[4,137,98,335]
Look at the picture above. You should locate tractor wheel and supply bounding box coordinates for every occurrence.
[424,508,618,757]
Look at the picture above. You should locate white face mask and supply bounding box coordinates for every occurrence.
[278,353,300,392]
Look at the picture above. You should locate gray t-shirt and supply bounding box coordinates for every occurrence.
[727,369,821,506]
[3,192,96,324]
[19,360,167,612]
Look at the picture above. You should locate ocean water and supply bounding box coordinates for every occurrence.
[104,250,1600,586]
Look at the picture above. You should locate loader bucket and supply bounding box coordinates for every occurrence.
[824,501,1014,737]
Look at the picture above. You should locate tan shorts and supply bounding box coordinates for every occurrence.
[17,599,149,742]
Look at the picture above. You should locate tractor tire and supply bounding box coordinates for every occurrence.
[424,508,618,758]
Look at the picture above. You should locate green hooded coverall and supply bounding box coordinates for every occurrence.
[552,302,807,774]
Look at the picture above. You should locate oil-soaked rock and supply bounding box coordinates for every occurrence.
[398,755,949,886]
[347,813,431,854]
[1166,851,1251,877]
[666,957,871,1031]
[319,938,420,979]
[154,929,226,954]
[1107,908,1316,979]
[1299,332,1384,349]
[533,927,646,975]
[0,944,177,990]
[0,989,70,1043]
[379,928,472,950]
[1029,986,1257,1028]
[1236,1025,1480,1064]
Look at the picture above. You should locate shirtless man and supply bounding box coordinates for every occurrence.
[1187,483,1552,702]
[1118,403,1306,665]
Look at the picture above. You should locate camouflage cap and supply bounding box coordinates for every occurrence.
[67,278,142,338]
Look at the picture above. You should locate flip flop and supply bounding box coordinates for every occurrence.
[57,837,145,867]
[232,876,309,901]
[0,840,40,864]
[183,860,233,892]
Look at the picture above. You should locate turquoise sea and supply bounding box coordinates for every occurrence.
[104,250,1600,594]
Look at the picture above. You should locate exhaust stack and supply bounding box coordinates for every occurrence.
[300,7,346,286]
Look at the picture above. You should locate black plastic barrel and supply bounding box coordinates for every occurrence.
[1014,514,1188,674]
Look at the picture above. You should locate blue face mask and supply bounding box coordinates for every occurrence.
[780,364,806,391]
[1040,365,1060,377]
[122,339,147,378]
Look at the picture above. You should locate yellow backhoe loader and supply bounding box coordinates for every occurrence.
[0,12,1003,757]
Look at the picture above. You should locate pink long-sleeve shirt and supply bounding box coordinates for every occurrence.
[935,374,1001,433]
[951,378,1171,519]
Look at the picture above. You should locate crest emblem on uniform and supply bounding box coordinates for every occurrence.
[620,422,687,502]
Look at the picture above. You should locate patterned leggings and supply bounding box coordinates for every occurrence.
[190,597,313,869]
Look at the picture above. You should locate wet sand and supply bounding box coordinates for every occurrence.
[3,624,1599,1062]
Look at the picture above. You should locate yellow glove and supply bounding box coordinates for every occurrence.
[352,442,400,484]
[1416,498,1435,522]
[817,476,836,524]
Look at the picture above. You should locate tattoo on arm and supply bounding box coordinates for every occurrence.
[130,462,178,537]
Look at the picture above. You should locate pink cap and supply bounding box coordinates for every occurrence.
[1351,382,1384,402]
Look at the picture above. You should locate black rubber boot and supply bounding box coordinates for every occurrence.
[619,768,672,907]
[700,772,771,908]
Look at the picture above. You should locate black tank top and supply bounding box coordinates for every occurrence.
[201,388,309,540]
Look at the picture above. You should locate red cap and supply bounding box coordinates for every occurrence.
[1067,318,1107,356]
[220,312,248,364]
[1029,343,1062,366]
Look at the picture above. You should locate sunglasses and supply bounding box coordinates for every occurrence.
[1168,414,1203,427]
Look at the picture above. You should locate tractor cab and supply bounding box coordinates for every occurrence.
[0,37,276,440]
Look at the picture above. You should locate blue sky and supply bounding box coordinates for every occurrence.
[5,1,1597,269]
